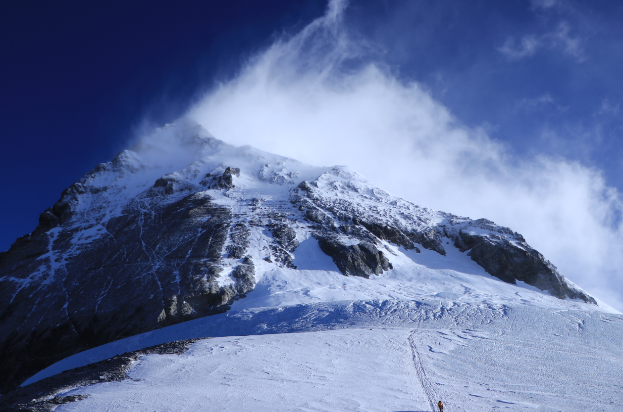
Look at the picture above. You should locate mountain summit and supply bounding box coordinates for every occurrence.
[0,120,597,394]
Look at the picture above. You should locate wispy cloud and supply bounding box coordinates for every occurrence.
[187,0,623,310]
[498,22,585,62]
[516,93,568,112]
[498,35,540,60]
[531,0,560,10]
[595,99,620,116]
[553,21,585,59]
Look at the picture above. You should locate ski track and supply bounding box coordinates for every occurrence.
[409,330,440,412]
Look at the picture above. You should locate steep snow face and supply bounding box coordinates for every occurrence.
[0,119,604,394]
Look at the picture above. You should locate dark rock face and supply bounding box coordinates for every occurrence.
[358,220,415,249]
[317,236,392,279]
[271,224,299,251]
[456,231,596,304]
[38,209,60,230]
[269,223,299,268]
[152,175,195,195]
[231,257,256,295]
[201,167,241,189]
[0,191,249,394]
[410,229,446,256]
[305,208,333,225]
[227,223,251,259]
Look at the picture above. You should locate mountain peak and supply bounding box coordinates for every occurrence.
[0,120,598,394]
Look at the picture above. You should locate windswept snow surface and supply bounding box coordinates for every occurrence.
[57,329,430,412]
[28,266,623,412]
[48,303,623,412]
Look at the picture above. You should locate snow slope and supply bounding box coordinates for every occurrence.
[24,226,617,387]
[37,300,623,412]
[23,241,623,411]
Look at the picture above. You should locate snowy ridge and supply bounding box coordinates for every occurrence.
[29,120,592,306]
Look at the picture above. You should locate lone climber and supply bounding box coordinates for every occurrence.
[438,400,444,411]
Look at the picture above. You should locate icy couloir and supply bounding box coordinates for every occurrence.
[0,120,595,394]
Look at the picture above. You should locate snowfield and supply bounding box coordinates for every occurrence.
[56,329,428,412]
[28,255,623,411]
[46,304,623,412]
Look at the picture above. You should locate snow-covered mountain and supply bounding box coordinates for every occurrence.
[1,120,621,411]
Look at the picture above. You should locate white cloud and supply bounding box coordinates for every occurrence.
[498,35,540,60]
[188,0,623,311]
[515,93,568,113]
[516,93,554,109]
[531,0,560,9]
[595,99,620,116]
[498,22,585,62]
[553,21,585,60]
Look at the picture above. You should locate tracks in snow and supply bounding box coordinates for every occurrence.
[408,330,442,412]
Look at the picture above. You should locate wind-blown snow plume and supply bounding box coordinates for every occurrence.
[186,0,623,310]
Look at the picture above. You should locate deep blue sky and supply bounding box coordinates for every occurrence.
[2,0,623,252]
[0,0,326,251]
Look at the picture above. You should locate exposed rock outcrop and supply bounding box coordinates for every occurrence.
[227,223,251,259]
[317,235,392,278]
[201,167,240,189]
[268,223,299,268]
[0,191,242,393]
[231,257,256,295]
[455,230,596,303]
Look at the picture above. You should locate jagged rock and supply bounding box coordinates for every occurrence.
[200,166,240,189]
[38,209,60,230]
[270,224,299,251]
[218,167,240,188]
[50,185,80,223]
[231,257,256,295]
[226,246,245,259]
[0,192,238,393]
[152,175,189,195]
[409,228,446,256]
[298,180,315,191]
[358,220,415,250]
[316,236,392,278]
[50,394,90,405]
[305,208,333,225]
[267,223,299,268]
[456,230,596,304]
[293,168,590,305]
[227,223,250,259]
